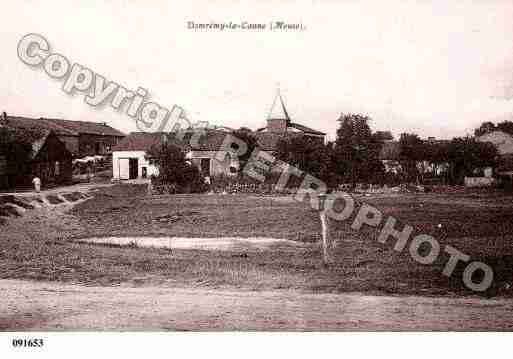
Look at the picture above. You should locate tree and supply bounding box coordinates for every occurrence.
[0,127,41,188]
[146,142,206,193]
[447,137,498,184]
[497,120,513,136]
[423,140,450,181]
[275,135,335,185]
[474,121,496,136]
[398,133,425,183]
[373,130,394,142]
[333,113,384,184]
[232,129,258,172]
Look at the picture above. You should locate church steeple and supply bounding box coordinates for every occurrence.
[266,88,290,132]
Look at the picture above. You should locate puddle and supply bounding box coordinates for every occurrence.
[75,236,307,251]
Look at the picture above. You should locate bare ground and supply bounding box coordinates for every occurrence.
[2,279,513,331]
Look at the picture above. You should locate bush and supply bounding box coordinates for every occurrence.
[147,142,207,194]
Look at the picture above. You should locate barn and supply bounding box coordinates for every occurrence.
[0,127,72,190]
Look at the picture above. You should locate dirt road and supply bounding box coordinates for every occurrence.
[1,279,513,330]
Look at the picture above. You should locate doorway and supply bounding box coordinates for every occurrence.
[129,158,138,179]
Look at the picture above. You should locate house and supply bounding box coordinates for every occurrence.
[111,130,239,180]
[378,138,450,178]
[111,132,162,180]
[45,118,125,156]
[476,130,513,178]
[0,126,72,190]
[111,91,327,180]
[0,112,125,157]
[254,91,326,152]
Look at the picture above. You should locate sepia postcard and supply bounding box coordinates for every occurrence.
[1,0,513,357]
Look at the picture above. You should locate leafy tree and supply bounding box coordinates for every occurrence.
[497,121,513,136]
[275,135,335,185]
[474,121,496,136]
[423,140,450,181]
[398,133,425,183]
[373,130,394,142]
[473,120,513,137]
[447,137,498,184]
[0,127,41,188]
[333,113,384,184]
[146,142,206,193]
[231,129,259,171]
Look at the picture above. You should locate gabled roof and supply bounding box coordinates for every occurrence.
[4,116,78,136]
[0,125,53,160]
[29,130,52,159]
[45,118,125,137]
[289,122,326,135]
[175,130,230,151]
[253,132,304,152]
[113,130,231,152]
[112,132,165,152]
[260,90,326,136]
[2,115,125,137]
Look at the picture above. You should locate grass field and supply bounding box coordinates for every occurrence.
[1,184,513,298]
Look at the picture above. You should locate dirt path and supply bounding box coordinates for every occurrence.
[1,279,513,330]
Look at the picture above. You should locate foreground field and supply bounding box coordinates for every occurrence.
[1,184,513,298]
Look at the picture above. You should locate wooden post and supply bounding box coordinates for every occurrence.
[318,193,329,265]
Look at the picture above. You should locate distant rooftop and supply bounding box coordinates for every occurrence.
[0,113,125,137]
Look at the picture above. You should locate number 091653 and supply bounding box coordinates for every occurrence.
[12,339,44,348]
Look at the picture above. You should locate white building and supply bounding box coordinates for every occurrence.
[111,132,161,180]
[111,130,239,180]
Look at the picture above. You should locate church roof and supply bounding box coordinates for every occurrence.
[267,90,290,121]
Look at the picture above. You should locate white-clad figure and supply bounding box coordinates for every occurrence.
[32,176,41,192]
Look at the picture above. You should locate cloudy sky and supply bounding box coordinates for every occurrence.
[2,0,513,140]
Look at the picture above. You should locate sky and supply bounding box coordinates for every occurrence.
[2,0,513,141]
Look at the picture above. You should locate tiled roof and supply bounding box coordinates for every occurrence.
[113,130,231,152]
[0,125,52,160]
[253,132,305,152]
[45,118,125,137]
[256,121,326,136]
[3,116,125,137]
[289,122,326,135]
[112,132,165,151]
[4,116,78,136]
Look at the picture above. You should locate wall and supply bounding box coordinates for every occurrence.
[189,150,238,176]
[112,150,158,180]
[79,134,124,157]
[56,135,79,157]
[464,176,495,187]
[32,133,72,186]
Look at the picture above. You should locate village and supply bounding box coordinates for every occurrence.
[1,91,512,193]
[1,89,513,330]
